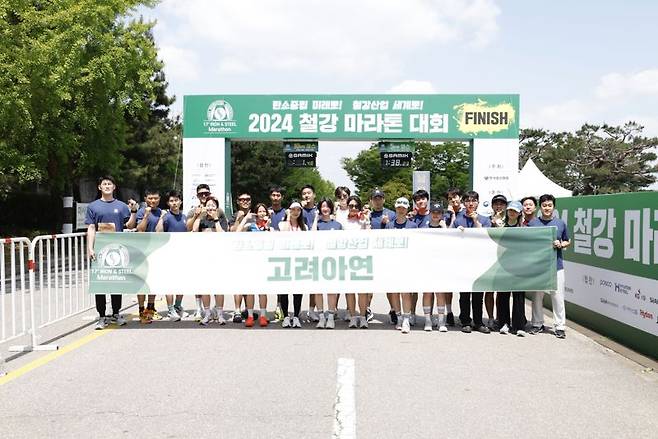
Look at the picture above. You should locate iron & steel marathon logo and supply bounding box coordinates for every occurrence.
[204,99,237,134]
[93,244,133,282]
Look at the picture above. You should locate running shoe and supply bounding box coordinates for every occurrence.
[217,312,227,325]
[476,325,491,334]
[200,310,211,326]
[325,313,336,329]
[148,309,163,321]
[555,329,566,339]
[366,307,374,322]
[232,312,243,324]
[529,325,545,335]
[109,314,126,326]
[308,309,320,322]
[438,325,448,333]
[516,329,527,337]
[359,318,368,329]
[167,307,181,322]
[487,318,497,330]
[343,312,352,322]
[258,315,269,327]
[316,314,326,329]
[401,317,411,334]
[388,310,398,325]
[292,317,302,328]
[409,313,416,326]
[461,325,472,333]
[274,306,284,322]
[395,316,403,331]
[348,316,358,328]
[282,316,291,328]
[424,316,433,332]
[499,324,510,335]
[446,312,455,326]
[174,304,187,319]
[139,310,152,324]
[192,309,203,321]
[245,316,255,327]
[95,317,107,330]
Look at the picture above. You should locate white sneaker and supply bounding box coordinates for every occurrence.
[282,316,291,328]
[174,304,187,319]
[348,316,358,328]
[316,314,326,329]
[439,325,448,332]
[359,318,368,329]
[168,307,181,322]
[200,309,211,326]
[424,316,433,332]
[326,313,336,329]
[308,309,320,322]
[95,317,107,330]
[401,317,411,334]
[343,312,352,322]
[193,309,203,321]
[217,312,227,325]
[516,329,527,337]
[395,316,403,330]
[500,323,510,335]
[409,313,416,326]
[110,314,126,326]
[292,316,302,328]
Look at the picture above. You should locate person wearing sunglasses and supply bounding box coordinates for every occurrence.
[192,196,228,325]
[229,192,253,323]
[334,186,351,227]
[342,195,371,328]
[300,184,321,322]
[186,184,213,231]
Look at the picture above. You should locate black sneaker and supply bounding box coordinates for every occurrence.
[529,325,545,335]
[233,312,243,323]
[388,310,398,325]
[555,329,566,339]
[461,325,472,333]
[476,325,491,334]
[446,312,455,326]
[366,307,374,322]
[241,309,248,320]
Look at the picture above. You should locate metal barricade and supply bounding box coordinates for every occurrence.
[19,233,92,351]
[1,237,32,349]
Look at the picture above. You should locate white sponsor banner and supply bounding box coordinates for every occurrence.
[90,228,556,295]
[564,261,658,336]
[182,137,226,212]
[472,138,519,215]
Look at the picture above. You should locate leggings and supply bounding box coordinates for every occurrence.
[277,294,302,317]
[95,294,122,317]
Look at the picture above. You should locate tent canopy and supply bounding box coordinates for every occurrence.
[512,158,572,200]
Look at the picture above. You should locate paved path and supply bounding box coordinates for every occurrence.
[1,294,656,438]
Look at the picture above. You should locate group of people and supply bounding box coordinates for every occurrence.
[86,175,569,339]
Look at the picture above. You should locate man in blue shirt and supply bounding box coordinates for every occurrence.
[156,190,187,321]
[135,188,162,323]
[452,190,491,334]
[441,187,464,326]
[527,194,571,339]
[85,175,137,330]
[412,189,431,228]
[368,188,395,230]
[300,184,320,321]
[268,186,287,231]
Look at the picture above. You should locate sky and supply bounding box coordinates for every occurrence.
[139,0,658,191]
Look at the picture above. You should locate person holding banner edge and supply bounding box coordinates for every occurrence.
[135,188,163,323]
[86,175,137,330]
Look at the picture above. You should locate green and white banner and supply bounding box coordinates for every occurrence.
[183,94,519,140]
[90,228,556,295]
[557,192,658,337]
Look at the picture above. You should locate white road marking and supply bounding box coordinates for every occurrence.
[333,357,356,439]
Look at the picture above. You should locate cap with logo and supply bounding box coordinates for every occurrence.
[506,200,522,212]
[394,197,410,208]
[429,202,444,213]
[371,188,385,198]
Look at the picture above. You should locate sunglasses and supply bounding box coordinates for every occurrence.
[197,192,210,197]
[348,204,359,208]
[238,197,251,202]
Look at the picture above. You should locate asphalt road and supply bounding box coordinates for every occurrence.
[1,294,657,439]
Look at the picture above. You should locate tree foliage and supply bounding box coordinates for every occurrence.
[0,0,162,197]
[342,141,470,208]
[520,122,658,195]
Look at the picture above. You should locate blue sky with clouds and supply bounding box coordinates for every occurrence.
[139,0,658,190]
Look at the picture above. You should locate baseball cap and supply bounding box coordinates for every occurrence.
[491,194,508,204]
[289,201,302,210]
[429,202,444,213]
[394,197,410,208]
[507,201,522,212]
[371,188,385,198]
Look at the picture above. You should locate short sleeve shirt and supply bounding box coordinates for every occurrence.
[370,208,396,230]
[302,206,318,228]
[163,212,187,232]
[528,217,569,270]
[451,212,492,228]
[385,219,418,229]
[317,219,343,231]
[269,207,286,231]
[85,199,131,232]
[412,212,430,228]
[136,207,162,232]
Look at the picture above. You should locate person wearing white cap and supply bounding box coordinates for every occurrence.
[385,197,417,333]
[496,200,528,336]
[277,201,307,328]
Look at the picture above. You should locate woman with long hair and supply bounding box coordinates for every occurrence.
[342,195,371,328]
[277,201,307,328]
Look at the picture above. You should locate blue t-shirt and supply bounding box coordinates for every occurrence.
[451,212,492,228]
[528,216,569,270]
[412,212,430,228]
[317,219,343,231]
[85,199,130,232]
[370,208,396,230]
[386,219,418,229]
[163,212,187,232]
[136,206,162,232]
[269,206,286,231]
[302,206,318,228]
[444,208,464,227]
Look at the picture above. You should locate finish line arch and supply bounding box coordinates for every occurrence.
[182,94,520,212]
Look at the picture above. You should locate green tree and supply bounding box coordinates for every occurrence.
[0,0,163,198]
[520,123,658,195]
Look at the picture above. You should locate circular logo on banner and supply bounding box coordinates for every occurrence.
[97,244,130,268]
[207,100,234,122]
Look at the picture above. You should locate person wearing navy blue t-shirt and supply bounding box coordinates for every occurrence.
[300,184,320,321]
[369,188,396,230]
[156,190,187,320]
[452,190,491,334]
[411,189,431,228]
[268,186,286,231]
[85,176,137,330]
[135,188,162,322]
[527,194,571,339]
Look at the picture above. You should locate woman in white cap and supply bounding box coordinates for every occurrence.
[385,197,417,333]
[277,201,307,328]
[342,195,371,328]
